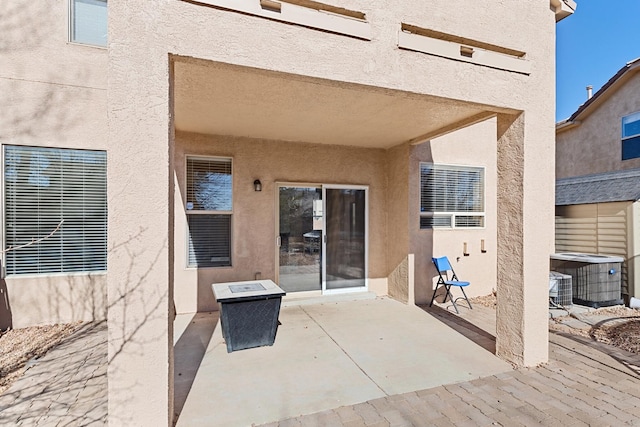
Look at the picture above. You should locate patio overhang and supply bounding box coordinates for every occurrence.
[173,57,504,149]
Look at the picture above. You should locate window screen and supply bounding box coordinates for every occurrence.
[623,112,640,139]
[420,164,485,229]
[3,146,107,275]
[70,0,107,47]
[186,157,232,267]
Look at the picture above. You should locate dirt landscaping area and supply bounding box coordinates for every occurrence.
[550,305,640,354]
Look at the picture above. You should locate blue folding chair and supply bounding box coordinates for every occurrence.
[430,256,472,314]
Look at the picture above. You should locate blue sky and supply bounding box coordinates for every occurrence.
[556,1,640,122]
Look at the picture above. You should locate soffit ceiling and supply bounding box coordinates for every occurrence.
[173,58,491,149]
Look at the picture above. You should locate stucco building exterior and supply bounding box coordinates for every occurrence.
[2,0,575,424]
[556,57,640,303]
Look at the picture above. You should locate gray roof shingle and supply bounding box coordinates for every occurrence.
[556,168,640,205]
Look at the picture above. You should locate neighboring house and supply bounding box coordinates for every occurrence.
[1,0,574,425]
[556,58,640,304]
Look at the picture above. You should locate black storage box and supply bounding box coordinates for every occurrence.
[212,280,286,352]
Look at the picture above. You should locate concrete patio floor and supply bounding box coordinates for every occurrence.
[173,295,511,426]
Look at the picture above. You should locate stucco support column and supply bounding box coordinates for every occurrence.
[107,1,174,425]
[496,112,549,366]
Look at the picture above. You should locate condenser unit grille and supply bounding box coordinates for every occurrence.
[549,272,572,307]
[571,263,620,303]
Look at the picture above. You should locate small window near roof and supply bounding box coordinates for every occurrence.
[622,112,640,160]
[420,164,485,229]
[70,0,107,47]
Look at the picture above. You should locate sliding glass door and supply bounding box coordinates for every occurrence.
[323,186,367,293]
[277,184,367,294]
[277,186,322,293]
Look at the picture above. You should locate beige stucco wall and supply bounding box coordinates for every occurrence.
[0,0,108,329]
[1,274,107,330]
[173,131,387,314]
[107,0,559,424]
[174,119,497,313]
[174,120,496,313]
[410,118,498,305]
[556,72,640,179]
[388,256,410,303]
[385,143,412,302]
[0,1,107,90]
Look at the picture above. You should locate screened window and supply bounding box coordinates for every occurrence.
[622,112,640,160]
[3,146,107,275]
[186,157,232,267]
[420,164,485,229]
[70,0,107,47]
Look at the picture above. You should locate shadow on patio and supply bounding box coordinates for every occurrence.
[173,311,219,424]
[418,303,497,354]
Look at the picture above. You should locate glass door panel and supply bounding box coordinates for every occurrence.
[323,187,367,291]
[278,186,322,292]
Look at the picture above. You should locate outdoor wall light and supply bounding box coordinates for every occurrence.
[254,179,262,192]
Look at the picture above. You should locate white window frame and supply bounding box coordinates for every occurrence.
[185,156,233,268]
[419,163,485,229]
[69,0,108,48]
[2,145,108,277]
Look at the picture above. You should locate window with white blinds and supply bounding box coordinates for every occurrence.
[420,163,484,229]
[70,0,108,47]
[186,157,232,267]
[3,146,107,275]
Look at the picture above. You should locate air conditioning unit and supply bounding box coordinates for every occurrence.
[549,271,572,307]
[551,253,623,308]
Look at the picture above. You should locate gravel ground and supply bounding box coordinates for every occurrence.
[592,317,640,353]
[0,322,83,395]
[469,290,497,308]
